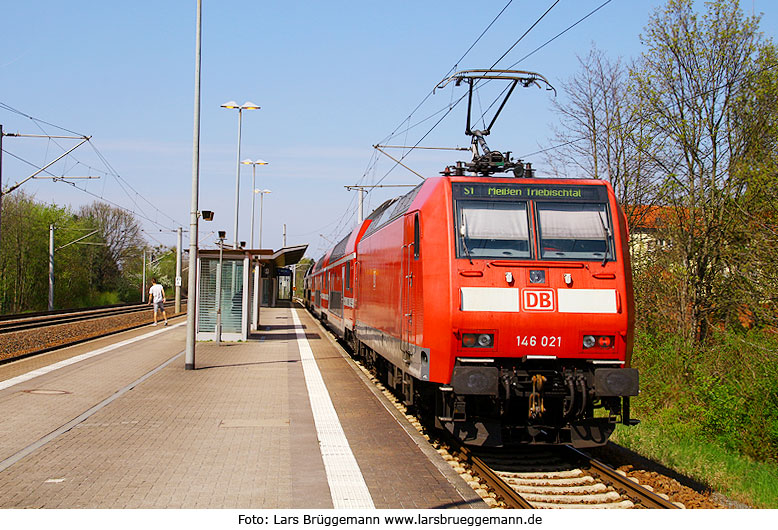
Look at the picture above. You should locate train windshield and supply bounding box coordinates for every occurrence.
[456,200,531,259]
[536,202,613,261]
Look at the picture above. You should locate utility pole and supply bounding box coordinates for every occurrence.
[345,186,367,223]
[186,0,202,370]
[142,249,146,303]
[215,232,226,344]
[176,226,182,314]
[49,224,54,311]
[345,184,415,224]
[283,223,286,247]
[344,186,368,224]
[49,226,101,311]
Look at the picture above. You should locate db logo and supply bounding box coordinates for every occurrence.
[522,289,555,311]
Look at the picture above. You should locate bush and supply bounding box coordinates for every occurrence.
[631,328,778,463]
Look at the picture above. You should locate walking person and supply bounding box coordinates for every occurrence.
[148,277,168,326]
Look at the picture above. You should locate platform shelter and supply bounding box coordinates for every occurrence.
[195,244,307,341]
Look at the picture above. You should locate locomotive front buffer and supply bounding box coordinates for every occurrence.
[437,359,639,447]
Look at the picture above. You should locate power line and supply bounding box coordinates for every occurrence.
[373,1,565,188]
[0,101,85,137]
[473,0,615,128]
[362,0,519,191]
[1,101,187,230]
[519,56,778,160]
[376,0,517,149]
[490,0,561,69]
[2,149,178,232]
[508,0,613,69]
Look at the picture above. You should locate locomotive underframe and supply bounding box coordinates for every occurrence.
[350,335,638,448]
[434,359,638,447]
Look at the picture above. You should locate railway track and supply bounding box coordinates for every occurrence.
[446,441,680,509]
[345,350,680,509]
[310,308,725,509]
[0,302,179,334]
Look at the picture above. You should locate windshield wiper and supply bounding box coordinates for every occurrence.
[597,210,612,267]
[459,225,474,265]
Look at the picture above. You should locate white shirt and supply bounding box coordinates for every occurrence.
[149,284,165,304]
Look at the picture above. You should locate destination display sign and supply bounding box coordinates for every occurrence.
[452,182,607,201]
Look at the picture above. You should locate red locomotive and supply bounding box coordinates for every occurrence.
[304,71,638,447]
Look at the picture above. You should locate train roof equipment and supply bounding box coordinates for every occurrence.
[435,69,555,178]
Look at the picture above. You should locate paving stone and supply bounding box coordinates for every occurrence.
[0,305,482,509]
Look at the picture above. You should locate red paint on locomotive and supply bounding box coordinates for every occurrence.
[305,174,638,447]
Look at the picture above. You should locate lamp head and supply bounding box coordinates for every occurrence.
[220,100,239,109]
[201,210,214,221]
[242,158,269,166]
[218,230,226,239]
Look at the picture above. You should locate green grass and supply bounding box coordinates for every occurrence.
[612,413,778,508]
[615,326,778,508]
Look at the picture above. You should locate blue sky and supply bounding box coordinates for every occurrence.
[2,1,777,258]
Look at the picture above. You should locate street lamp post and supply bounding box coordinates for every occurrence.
[186,0,203,370]
[241,159,268,249]
[221,101,260,249]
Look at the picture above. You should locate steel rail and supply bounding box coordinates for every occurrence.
[0,302,144,322]
[0,301,181,333]
[443,432,677,509]
[0,302,187,367]
[564,446,678,509]
[444,434,534,509]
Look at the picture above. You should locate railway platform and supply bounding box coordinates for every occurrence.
[0,303,484,509]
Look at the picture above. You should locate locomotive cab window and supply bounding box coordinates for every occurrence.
[536,202,614,261]
[455,200,531,259]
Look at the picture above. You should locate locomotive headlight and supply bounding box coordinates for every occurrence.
[477,333,493,348]
[582,335,615,349]
[462,333,494,348]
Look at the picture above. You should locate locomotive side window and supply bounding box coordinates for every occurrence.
[455,200,531,259]
[536,202,614,261]
[414,213,420,260]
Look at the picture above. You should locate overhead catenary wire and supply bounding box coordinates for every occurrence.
[375,0,517,149]
[489,0,561,69]
[2,149,178,232]
[304,1,618,250]
[315,0,520,246]
[371,0,564,189]
[1,101,186,232]
[519,49,778,159]
[473,0,615,128]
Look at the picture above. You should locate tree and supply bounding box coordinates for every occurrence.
[631,0,778,341]
[0,192,93,312]
[78,202,145,301]
[547,46,660,230]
